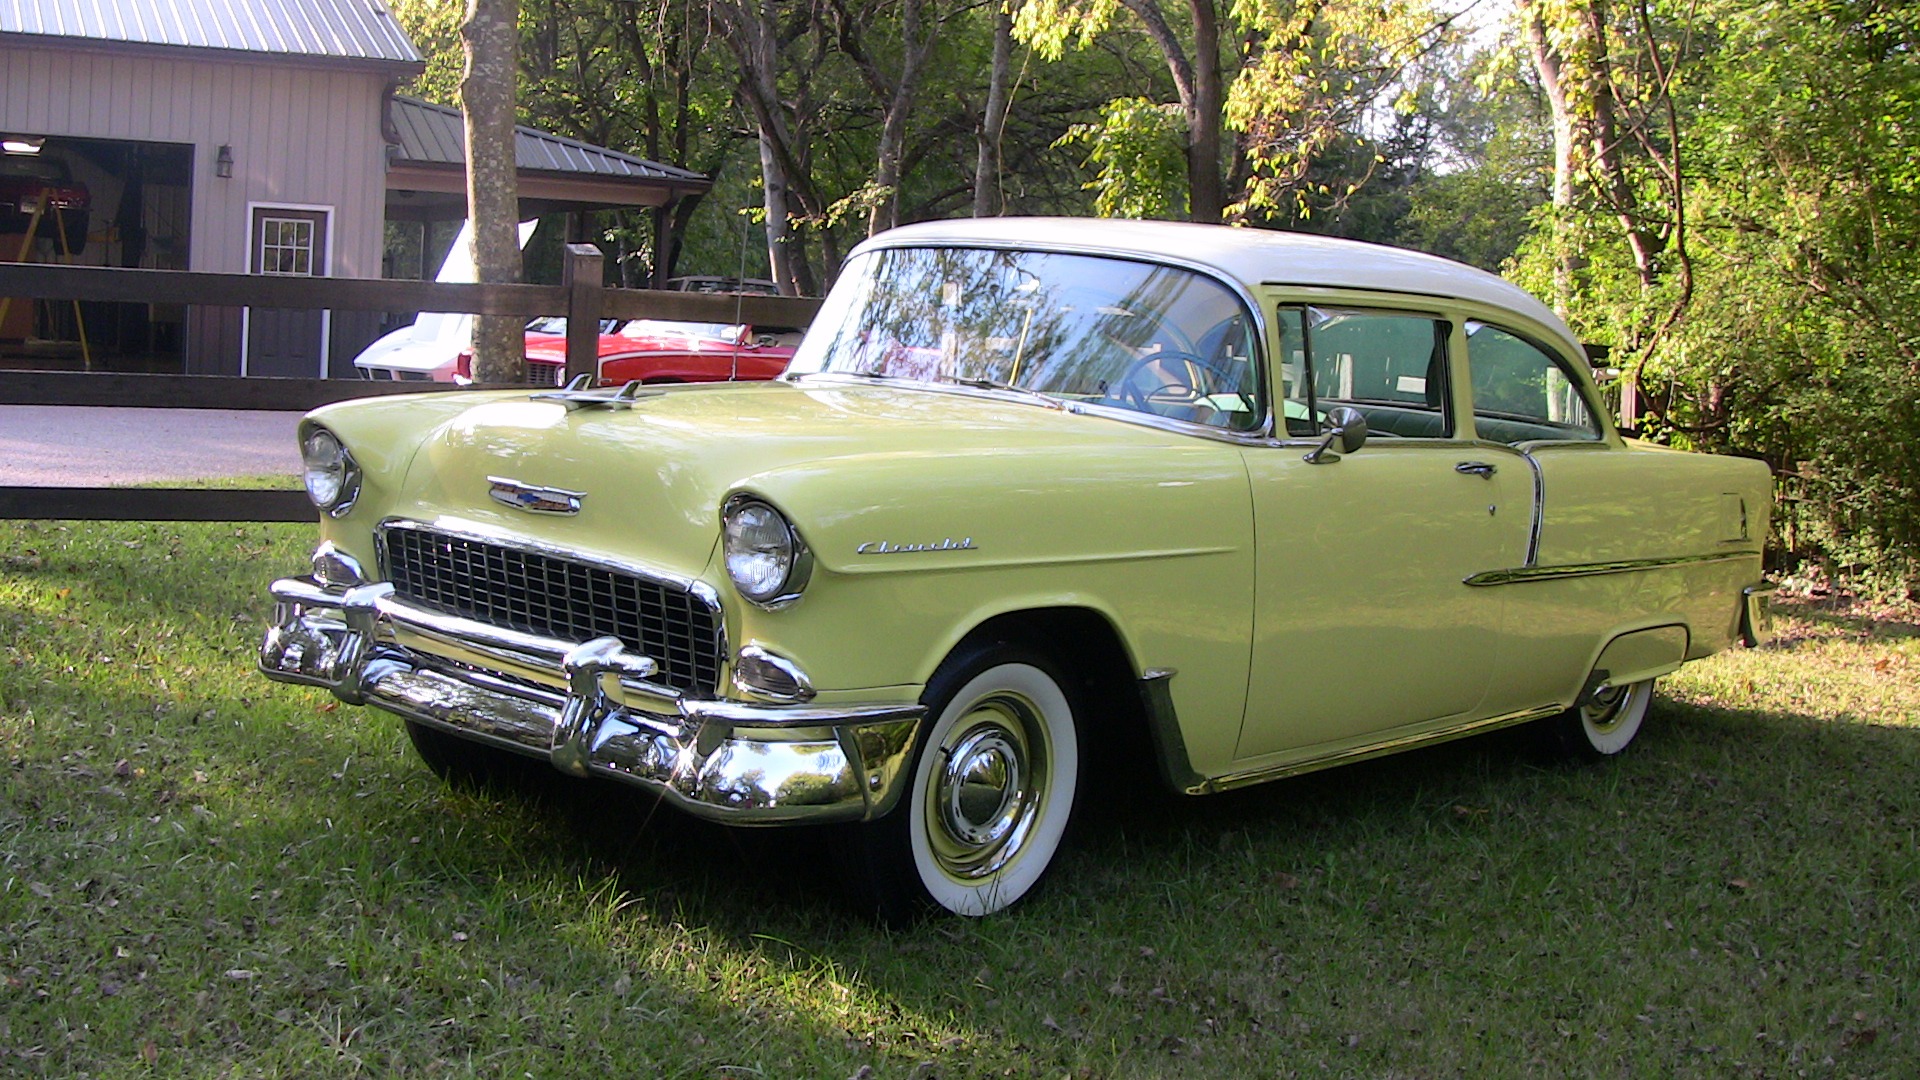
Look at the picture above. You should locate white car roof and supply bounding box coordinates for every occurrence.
[859,218,1582,358]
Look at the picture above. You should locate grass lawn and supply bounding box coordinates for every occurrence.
[3,517,1916,1077]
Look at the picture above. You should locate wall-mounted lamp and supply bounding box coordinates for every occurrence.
[3,136,44,155]
[215,144,234,179]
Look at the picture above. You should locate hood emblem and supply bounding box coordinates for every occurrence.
[857,537,977,555]
[489,476,583,515]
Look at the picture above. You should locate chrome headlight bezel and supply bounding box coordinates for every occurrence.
[721,493,812,608]
[300,424,361,518]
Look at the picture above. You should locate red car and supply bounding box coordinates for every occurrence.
[0,152,90,253]
[497,317,799,387]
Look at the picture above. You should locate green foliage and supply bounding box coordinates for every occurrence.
[387,0,465,104]
[1516,0,1920,592]
[1224,0,1456,220]
[1054,97,1190,219]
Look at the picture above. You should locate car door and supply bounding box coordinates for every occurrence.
[1458,320,1661,715]
[1234,302,1534,761]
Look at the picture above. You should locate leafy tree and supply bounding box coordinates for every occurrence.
[1017,0,1456,223]
[1504,0,1920,591]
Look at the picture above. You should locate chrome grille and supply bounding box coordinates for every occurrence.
[525,360,564,386]
[381,524,722,695]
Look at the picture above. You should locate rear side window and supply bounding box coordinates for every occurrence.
[1466,323,1603,443]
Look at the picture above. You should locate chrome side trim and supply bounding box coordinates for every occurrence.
[1137,669,1207,794]
[1519,450,1545,566]
[1463,550,1759,587]
[682,699,925,727]
[1198,705,1565,794]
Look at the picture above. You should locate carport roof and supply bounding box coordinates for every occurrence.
[390,97,705,186]
[384,97,710,218]
[0,0,424,73]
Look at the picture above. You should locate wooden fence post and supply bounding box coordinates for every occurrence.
[563,243,604,384]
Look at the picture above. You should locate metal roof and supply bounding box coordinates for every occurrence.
[0,0,423,69]
[390,96,706,185]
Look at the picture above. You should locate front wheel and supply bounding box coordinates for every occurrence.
[1540,678,1655,760]
[838,647,1081,922]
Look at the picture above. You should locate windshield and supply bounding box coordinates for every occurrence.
[525,317,620,335]
[788,246,1266,431]
[619,319,746,344]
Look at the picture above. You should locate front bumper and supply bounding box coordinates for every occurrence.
[259,575,923,824]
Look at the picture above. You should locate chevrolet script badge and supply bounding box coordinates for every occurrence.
[488,477,583,515]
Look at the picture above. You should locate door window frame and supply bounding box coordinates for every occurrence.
[1461,319,1607,445]
[1271,298,1460,441]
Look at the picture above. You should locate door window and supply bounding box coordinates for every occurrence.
[1276,306,1453,438]
[257,216,316,275]
[1465,322,1603,443]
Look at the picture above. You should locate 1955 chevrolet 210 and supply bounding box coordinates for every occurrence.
[260,218,1774,919]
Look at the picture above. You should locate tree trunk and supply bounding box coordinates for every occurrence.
[863,0,934,236]
[1184,0,1225,222]
[1523,0,1578,317]
[1119,0,1222,222]
[716,0,819,296]
[974,0,1013,217]
[1579,0,1661,288]
[462,0,524,382]
[756,128,805,295]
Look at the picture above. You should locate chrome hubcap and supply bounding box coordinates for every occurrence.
[927,695,1048,881]
[1583,683,1630,732]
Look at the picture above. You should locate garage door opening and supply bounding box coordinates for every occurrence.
[0,134,192,372]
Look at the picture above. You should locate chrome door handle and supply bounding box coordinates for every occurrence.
[1455,461,1497,479]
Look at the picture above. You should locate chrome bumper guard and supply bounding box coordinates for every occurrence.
[259,576,923,824]
[1741,581,1778,648]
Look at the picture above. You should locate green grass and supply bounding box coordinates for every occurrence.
[3,518,1916,1076]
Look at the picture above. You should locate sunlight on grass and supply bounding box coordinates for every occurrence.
[1667,602,1920,729]
[4,525,1916,1076]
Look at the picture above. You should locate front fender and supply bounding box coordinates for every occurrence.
[727,441,1257,744]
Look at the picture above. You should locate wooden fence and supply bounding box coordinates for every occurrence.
[0,246,819,522]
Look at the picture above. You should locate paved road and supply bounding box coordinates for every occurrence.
[0,405,304,486]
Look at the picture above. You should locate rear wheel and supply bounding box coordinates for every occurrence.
[1540,678,1655,760]
[838,646,1081,922]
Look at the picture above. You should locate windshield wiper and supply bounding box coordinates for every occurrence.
[937,376,1064,410]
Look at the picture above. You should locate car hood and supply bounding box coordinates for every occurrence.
[372,378,1244,583]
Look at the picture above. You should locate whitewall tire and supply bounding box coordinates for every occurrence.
[1543,678,1655,759]
[837,647,1081,921]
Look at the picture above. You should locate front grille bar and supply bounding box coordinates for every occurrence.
[379,522,723,695]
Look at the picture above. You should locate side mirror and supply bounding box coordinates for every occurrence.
[1303,406,1368,464]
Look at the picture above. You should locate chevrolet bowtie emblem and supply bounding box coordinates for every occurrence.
[488,477,583,515]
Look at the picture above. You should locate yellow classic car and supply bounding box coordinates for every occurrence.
[260,218,1774,920]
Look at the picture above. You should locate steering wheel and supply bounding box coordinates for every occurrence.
[1106,352,1216,414]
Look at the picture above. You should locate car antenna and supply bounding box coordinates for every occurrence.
[731,208,752,382]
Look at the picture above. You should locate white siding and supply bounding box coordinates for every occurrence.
[0,44,389,278]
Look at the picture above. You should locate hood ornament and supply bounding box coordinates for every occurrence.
[489,476,583,515]
[531,376,660,412]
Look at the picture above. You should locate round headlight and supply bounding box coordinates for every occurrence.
[723,496,809,605]
[301,426,360,516]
